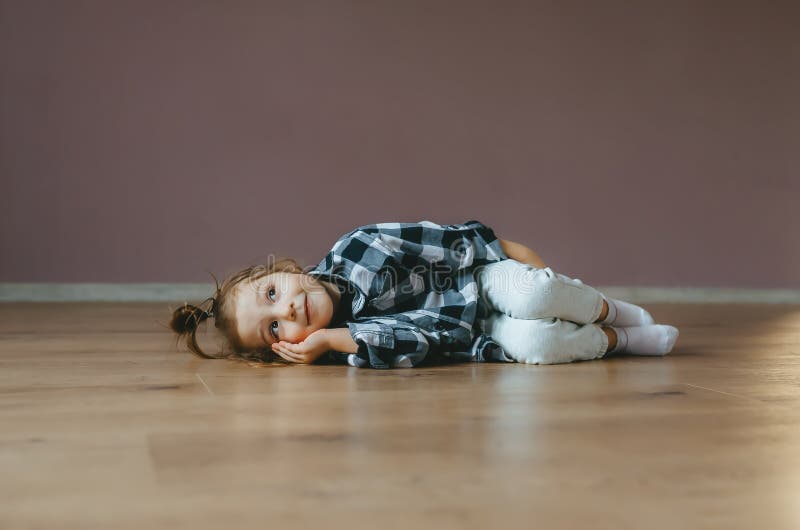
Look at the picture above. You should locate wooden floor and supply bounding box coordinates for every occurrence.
[1,302,799,529]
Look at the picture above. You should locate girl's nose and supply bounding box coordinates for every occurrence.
[282,300,295,320]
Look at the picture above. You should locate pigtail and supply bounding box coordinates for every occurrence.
[169,302,216,359]
[169,301,208,335]
[169,271,222,359]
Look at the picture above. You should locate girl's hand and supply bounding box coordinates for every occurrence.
[271,329,330,365]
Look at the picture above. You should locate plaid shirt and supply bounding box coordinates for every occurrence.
[307,219,513,369]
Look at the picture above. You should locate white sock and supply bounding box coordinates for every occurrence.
[600,296,655,326]
[608,325,679,356]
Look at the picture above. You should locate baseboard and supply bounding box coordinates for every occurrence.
[0,283,213,302]
[598,286,800,304]
[1,283,800,304]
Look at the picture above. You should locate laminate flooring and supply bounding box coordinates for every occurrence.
[1,302,798,529]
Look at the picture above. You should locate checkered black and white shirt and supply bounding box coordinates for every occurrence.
[306,219,514,369]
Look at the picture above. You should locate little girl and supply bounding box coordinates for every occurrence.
[170,219,679,368]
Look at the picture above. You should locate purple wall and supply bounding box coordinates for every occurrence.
[2,1,798,287]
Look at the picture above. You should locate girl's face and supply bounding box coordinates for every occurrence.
[233,272,338,351]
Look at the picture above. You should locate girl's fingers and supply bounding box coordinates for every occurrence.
[272,344,298,363]
[272,343,306,363]
[279,341,309,357]
[273,344,293,360]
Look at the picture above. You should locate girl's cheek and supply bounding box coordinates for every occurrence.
[286,325,308,343]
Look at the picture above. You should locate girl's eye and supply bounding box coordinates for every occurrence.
[270,321,279,340]
[267,286,276,302]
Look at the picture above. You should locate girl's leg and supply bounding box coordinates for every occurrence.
[602,326,618,351]
[476,259,654,326]
[481,313,610,365]
[604,324,680,356]
[476,312,678,363]
[475,259,606,324]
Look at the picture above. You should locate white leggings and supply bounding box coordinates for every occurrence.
[475,259,610,364]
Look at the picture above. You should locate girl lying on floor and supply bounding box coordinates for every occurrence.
[169,220,678,368]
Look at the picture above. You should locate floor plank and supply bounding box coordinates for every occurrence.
[1,302,799,529]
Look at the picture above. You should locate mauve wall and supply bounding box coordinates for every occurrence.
[1,1,798,288]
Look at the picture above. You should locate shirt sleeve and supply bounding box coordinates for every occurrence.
[344,320,430,369]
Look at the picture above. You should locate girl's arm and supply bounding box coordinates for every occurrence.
[499,239,547,268]
[324,328,360,354]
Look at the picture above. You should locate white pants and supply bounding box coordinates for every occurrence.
[475,259,610,364]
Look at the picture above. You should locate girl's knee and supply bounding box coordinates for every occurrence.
[485,316,561,362]
[479,263,562,316]
[486,315,603,365]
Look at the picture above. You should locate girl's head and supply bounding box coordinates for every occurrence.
[169,258,340,362]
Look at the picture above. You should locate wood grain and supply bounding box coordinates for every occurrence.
[1,302,799,529]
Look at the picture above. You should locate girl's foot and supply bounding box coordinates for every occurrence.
[607,325,679,356]
[600,296,655,326]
